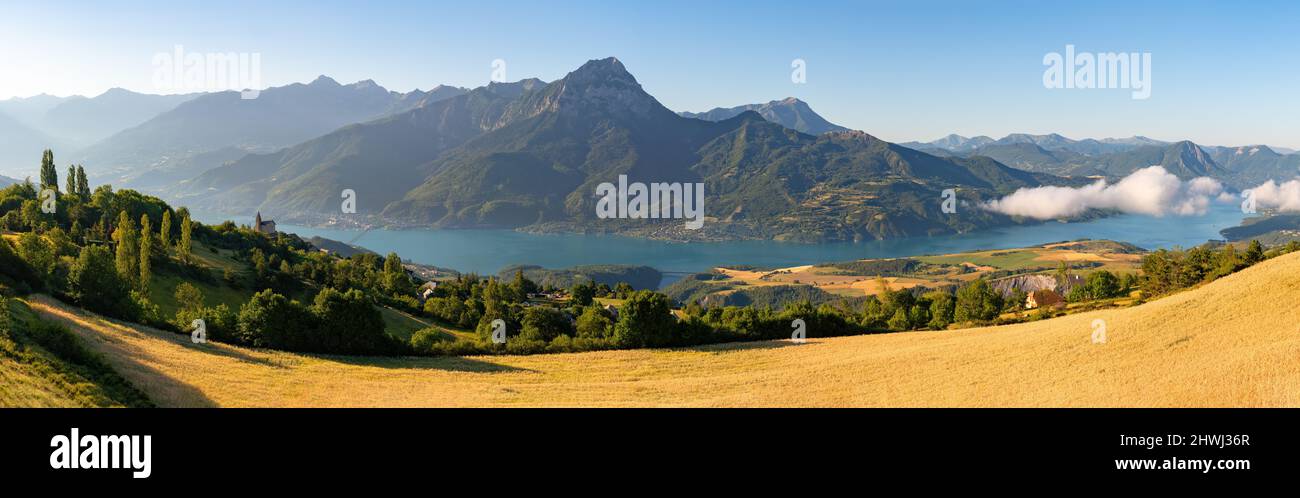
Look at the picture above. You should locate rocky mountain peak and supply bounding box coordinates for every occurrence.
[532,57,666,119]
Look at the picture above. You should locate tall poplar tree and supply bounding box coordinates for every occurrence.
[159,210,172,255]
[66,166,76,196]
[139,214,152,293]
[75,166,89,198]
[113,212,139,288]
[39,149,57,191]
[178,211,193,264]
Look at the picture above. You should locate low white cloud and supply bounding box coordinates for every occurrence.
[1244,178,1300,212]
[982,166,1225,220]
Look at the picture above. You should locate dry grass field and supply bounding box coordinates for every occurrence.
[710,240,1142,299]
[24,251,1300,407]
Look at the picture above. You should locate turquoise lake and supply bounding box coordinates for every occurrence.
[197,203,1248,288]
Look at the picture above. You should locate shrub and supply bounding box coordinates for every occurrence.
[176,304,237,342]
[409,327,455,353]
[0,237,41,291]
[174,282,204,312]
[131,290,163,327]
[571,336,617,351]
[546,334,576,353]
[389,294,422,314]
[504,337,548,355]
[1030,305,1056,322]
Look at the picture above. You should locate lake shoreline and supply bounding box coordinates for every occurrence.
[192,203,1248,288]
[212,208,1113,245]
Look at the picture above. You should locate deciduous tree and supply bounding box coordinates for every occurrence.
[159,210,172,255]
[138,214,152,293]
[113,212,139,289]
[75,166,89,198]
[178,210,193,264]
[613,290,676,347]
[954,279,1002,323]
[39,150,57,191]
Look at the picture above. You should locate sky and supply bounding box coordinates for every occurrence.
[2,0,1298,147]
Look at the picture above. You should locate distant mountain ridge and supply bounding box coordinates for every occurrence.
[0,111,64,178]
[385,84,469,115]
[904,132,1297,188]
[59,77,465,192]
[42,88,203,147]
[902,133,1163,157]
[679,97,848,134]
[1208,145,1300,188]
[178,78,547,215]
[0,94,69,127]
[0,89,201,177]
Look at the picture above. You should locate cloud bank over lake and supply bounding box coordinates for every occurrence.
[982,166,1228,220]
[1246,179,1300,212]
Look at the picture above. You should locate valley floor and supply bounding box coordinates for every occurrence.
[26,251,1300,407]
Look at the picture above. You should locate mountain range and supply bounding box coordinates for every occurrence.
[0,89,202,176]
[903,133,1298,189]
[0,111,62,178]
[0,80,469,186]
[901,133,1169,157]
[679,97,848,135]
[1207,145,1300,188]
[178,57,1057,242]
[178,78,542,215]
[38,89,203,147]
[70,77,465,185]
[9,58,1299,242]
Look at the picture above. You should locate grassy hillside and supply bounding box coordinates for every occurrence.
[24,250,1300,407]
[0,355,84,407]
[144,242,252,318]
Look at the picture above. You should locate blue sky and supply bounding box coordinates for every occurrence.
[2,0,1298,147]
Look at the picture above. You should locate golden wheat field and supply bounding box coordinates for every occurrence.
[24,251,1300,407]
